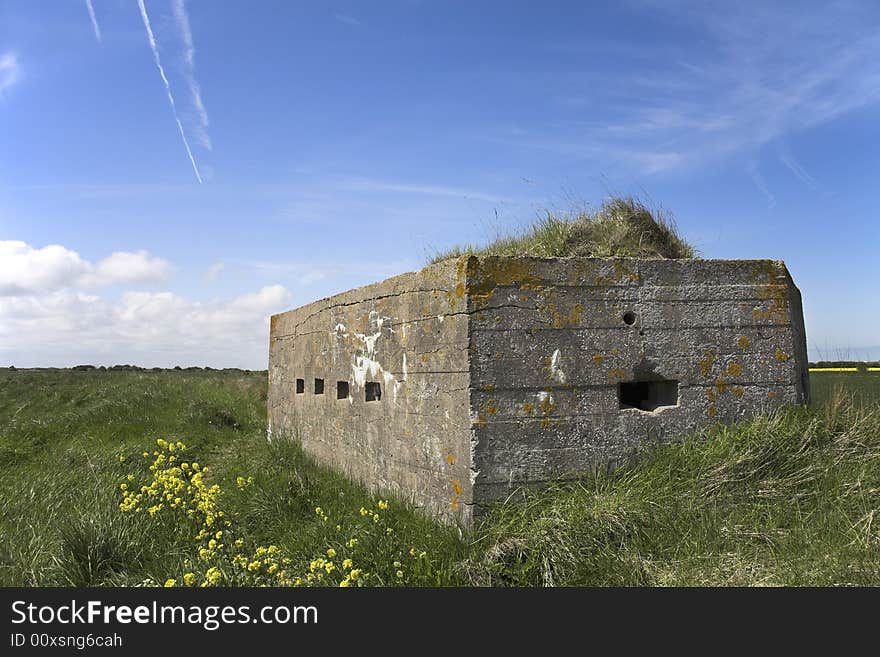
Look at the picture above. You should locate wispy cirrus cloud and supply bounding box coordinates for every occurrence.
[0,52,20,97]
[340,176,505,203]
[84,0,101,43]
[506,3,880,189]
[333,13,362,27]
[137,0,203,183]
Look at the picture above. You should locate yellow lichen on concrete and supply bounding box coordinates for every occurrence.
[538,395,557,416]
[698,350,717,378]
[522,402,535,415]
[738,335,751,349]
[480,399,499,416]
[775,348,790,363]
[607,367,627,383]
[708,405,717,418]
[751,261,791,324]
[592,353,603,365]
[595,260,641,286]
[727,361,743,377]
[446,453,456,466]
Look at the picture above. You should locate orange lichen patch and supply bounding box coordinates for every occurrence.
[446,453,456,466]
[733,387,744,398]
[698,350,717,378]
[494,352,503,360]
[480,399,499,416]
[469,258,543,303]
[522,402,535,415]
[727,361,743,377]
[714,376,728,395]
[451,479,463,496]
[706,388,716,402]
[751,261,790,324]
[738,335,751,349]
[469,288,495,310]
[592,354,604,365]
[546,301,584,328]
[450,497,460,512]
[482,383,495,392]
[708,405,717,418]
[596,260,641,286]
[767,390,776,399]
[775,348,790,363]
[538,395,557,416]
[607,367,627,383]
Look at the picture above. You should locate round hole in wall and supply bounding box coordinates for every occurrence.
[622,311,636,325]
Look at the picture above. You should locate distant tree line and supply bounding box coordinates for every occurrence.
[809,361,879,370]
[3,365,266,374]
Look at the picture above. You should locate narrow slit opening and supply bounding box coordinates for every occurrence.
[619,380,679,412]
[365,382,382,402]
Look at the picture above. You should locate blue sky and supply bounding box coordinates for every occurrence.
[1,0,878,368]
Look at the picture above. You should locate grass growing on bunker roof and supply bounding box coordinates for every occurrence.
[429,196,696,263]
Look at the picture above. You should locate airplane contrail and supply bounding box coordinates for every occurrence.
[137,0,203,183]
[171,0,211,150]
[84,0,102,42]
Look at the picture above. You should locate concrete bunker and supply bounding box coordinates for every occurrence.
[268,256,809,526]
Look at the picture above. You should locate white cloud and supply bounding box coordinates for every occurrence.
[0,241,91,296]
[91,250,175,285]
[0,52,21,97]
[0,241,173,296]
[0,240,292,369]
[0,284,292,369]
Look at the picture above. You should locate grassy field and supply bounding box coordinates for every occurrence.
[1,367,878,586]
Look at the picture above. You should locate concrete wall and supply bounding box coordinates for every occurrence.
[268,258,477,525]
[466,257,809,505]
[269,256,809,525]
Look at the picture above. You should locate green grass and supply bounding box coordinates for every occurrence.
[1,368,878,586]
[429,196,696,263]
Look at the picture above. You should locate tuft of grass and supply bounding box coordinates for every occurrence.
[429,196,695,263]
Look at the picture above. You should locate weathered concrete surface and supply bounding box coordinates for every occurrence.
[269,256,809,526]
